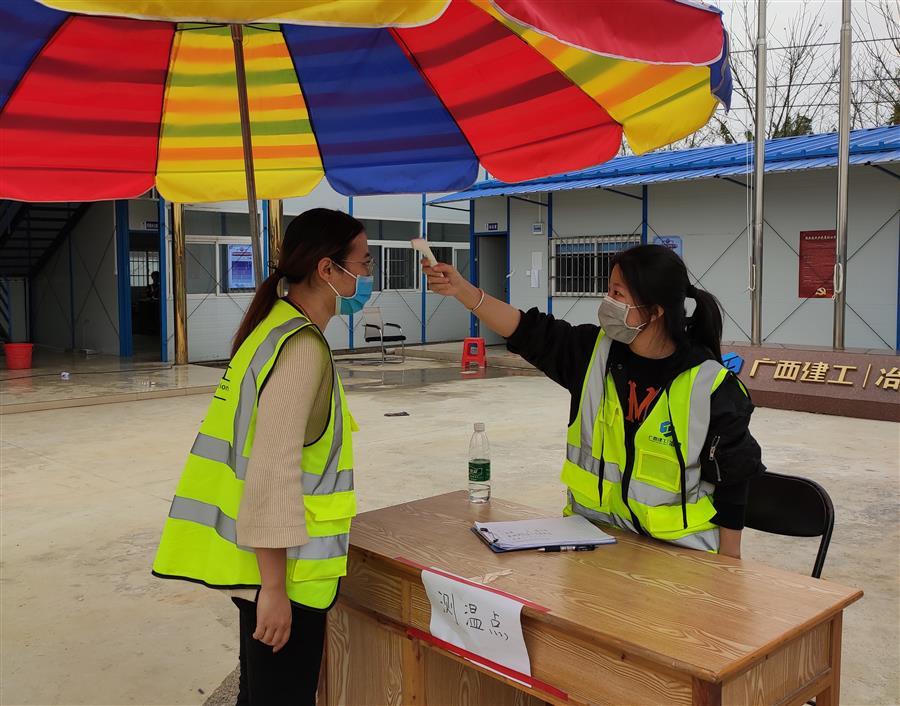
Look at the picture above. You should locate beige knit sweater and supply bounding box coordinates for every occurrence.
[226,328,332,601]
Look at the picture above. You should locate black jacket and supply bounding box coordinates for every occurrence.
[506,308,765,530]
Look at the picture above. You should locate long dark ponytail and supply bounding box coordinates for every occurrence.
[610,245,724,362]
[231,208,364,356]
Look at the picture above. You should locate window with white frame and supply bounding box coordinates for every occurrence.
[186,236,256,296]
[430,244,471,281]
[366,239,469,292]
[551,235,640,296]
[382,244,418,291]
[430,246,454,266]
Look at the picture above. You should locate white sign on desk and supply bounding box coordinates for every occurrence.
[422,569,531,677]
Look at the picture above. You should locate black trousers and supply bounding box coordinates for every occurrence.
[232,597,327,706]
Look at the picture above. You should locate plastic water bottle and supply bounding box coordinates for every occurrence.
[468,423,491,503]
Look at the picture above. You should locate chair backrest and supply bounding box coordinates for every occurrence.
[361,307,383,328]
[744,471,835,578]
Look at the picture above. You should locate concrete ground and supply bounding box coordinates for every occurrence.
[1,356,897,705]
[1,351,220,415]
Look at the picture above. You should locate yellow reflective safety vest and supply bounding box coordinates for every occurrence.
[562,330,731,552]
[153,300,356,609]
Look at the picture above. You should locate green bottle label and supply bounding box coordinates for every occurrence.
[468,460,491,483]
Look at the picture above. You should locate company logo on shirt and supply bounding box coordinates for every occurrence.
[647,421,676,447]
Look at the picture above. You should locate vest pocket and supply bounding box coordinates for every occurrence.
[290,555,347,584]
[561,461,601,505]
[304,491,357,523]
[634,449,682,495]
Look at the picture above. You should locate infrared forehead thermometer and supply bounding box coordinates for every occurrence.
[410,238,438,267]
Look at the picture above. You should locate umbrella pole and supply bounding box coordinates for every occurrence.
[266,199,284,274]
[267,199,285,295]
[230,24,264,288]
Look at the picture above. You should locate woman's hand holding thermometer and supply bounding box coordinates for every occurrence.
[410,238,438,267]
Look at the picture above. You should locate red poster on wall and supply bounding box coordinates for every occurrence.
[798,230,836,298]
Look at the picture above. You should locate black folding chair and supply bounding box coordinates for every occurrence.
[744,471,835,579]
[361,306,406,364]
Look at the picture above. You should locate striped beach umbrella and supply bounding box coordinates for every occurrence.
[0,0,731,280]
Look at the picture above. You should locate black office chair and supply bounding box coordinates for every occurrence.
[744,471,835,579]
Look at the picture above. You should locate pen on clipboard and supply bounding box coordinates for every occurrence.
[537,545,597,552]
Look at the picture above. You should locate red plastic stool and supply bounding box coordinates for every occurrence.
[461,337,487,369]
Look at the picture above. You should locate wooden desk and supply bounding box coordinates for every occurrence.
[324,492,862,706]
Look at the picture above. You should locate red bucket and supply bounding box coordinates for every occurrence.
[4,343,34,370]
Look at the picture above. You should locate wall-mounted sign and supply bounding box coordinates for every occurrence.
[531,222,544,235]
[142,220,159,231]
[226,244,254,290]
[798,230,835,298]
[653,235,683,259]
[486,222,499,232]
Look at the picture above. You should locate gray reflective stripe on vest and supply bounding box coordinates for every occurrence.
[682,470,717,505]
[628,475,689,507]
[233,318,311,474]
[626,472,713,508]
[191,427,353,494]
[567,441,711,509]
[191,433,249,480]
[567,491,636,533]
[287,534,349,561]
[578,334,613,452]
[319,367,344,483]
[302,467,354,495]
[566,444,621,484]
[653,359,722,506]
[668,527,719,552]
[168,495,348,560]
[301,365,353,496]
[685,360,724,466]
[569,492,718,551]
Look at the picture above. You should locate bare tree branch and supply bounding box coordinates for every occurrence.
[659,0,898,151]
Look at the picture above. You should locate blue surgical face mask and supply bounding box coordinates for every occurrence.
[328,263,374,316]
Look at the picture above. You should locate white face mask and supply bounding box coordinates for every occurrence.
[597,296,648,344]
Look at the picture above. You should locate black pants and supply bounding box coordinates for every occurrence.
[232,597,327,706]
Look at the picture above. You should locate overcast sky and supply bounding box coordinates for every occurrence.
[717,0,894,43]
[701,1,898,137]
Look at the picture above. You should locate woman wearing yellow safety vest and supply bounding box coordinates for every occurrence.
[153,208,372,705]
[424,244,764,558]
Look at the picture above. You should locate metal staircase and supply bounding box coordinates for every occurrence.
[0,201,90,278]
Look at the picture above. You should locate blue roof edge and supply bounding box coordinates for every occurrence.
[432,125,900,203]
